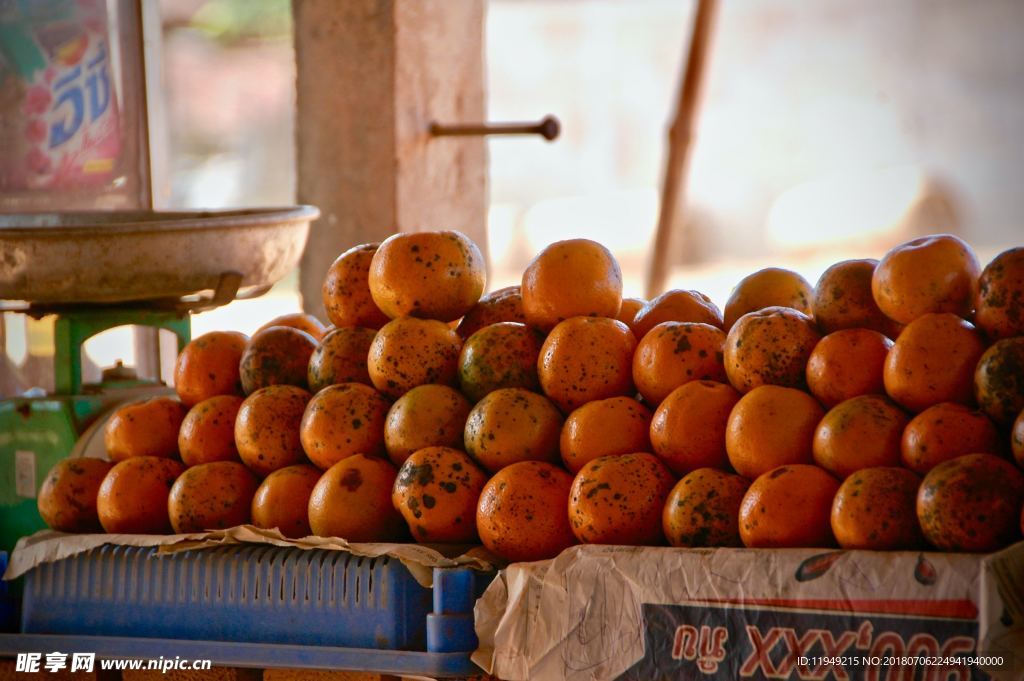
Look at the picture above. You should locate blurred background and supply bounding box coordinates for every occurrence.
[4,0,1023,390]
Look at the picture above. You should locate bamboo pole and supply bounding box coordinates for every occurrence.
[645,0,719,299]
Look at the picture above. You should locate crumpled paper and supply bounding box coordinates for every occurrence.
[4,525,501,587]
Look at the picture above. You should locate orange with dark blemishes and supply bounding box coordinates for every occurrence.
[974,337,1024,425]
[392,446,488,543]
[384,384,471,466]
[975,247,1024,341]
[521,239,623,331]
[456,286,528,339]
[300,383,390,470]
[830,466,923,550]
[37,458,113,533]
[464,388,563,473]
[368,316,462,399]
[662,468,749,548]
[322,243,391,329]
[723,306,820,393]
[178,395,244,466]
[724,268,813,330]
[631,290,723,339]
[901,402,1001,474]
[812,259,902,337]
[458,322,544,402]
[234,385,311,477]
[168,461,259,533]
[256,313,327,341]
[812,394,908,479]
[307,326,377,392]
[308,454,406,541]
[239,326,318,394]
[632,321,726,405]
[537,316,636,413]
[173,331,249,406]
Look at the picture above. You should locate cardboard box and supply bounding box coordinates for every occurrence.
[474,543,1024,681]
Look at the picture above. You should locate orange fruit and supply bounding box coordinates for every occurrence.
[812,395,908,478]
[476,461,577,562]
[384,384,471,466]
[975,247,1024,341]
[615,297,647,333]
[322,243,391,329]
[726,385,824,478]
[883,313,985,412]
[251,464,322,538]
[521,239,623,331]
[458,322,543,402]
[812,259,902,337]
[104,396,187,462]
[805,329,893,408]
[392,446,488,543]
[872,234,981,324]
[917,453,1024,552]
[662,468,749,548]
[235,385,311,477]
[631,290,723,339]
[308,454,406,541]
[651,380,740,476]
[568,453,674,545]
[901,402,1001,474]
[830,467,923,550]
[1013,410,1024,469]
[368,230,486,322]
[560,396,651,474]
[37,458,113,533]
[537,317,636,413]
[300,383,390,470]
[97,457,185,534]
[464,388,563,473]
[724,268,813,330]
[739,464,839,548]
[239,326,318,394]
[367,317,462,399]
[168,461,259,533]
[173,331,248,406]
[632,321,726,405]
[256,313,327,341]
[974,337,1024,425]
[178,395,244,466]
[723,306,820,393]
[456,286,528,339]
[307,326,377,393]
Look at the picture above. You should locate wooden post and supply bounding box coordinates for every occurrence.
[294,0,489,319]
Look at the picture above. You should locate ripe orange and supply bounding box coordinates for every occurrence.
[651,380,740,476]
[812,395,908,478]
[723,268,813,330]
[632,322,726,406]
[812,259,902,337]
[521,239,623,331]
[726,385,824,479]
[723,306,820,393]
[322,243,391,329]
[256,313,327,341]
[975,247,1024,340]
[104,396,187,462]
[805,329,892,408]
[173,331,248,406]
[368,230,486,322]
[239,326,318,394]
[300,383,390,470]
[308,454,406,541]
[476,461,577,562]
[560,396,652,473]
[662,468,749,548]
[830,467,923,550]
[456,286,528,339]
[739,464,839,548]
[178,395,244,466]
[974,337,1024,425]
[464,388,563,472]
[568,453,674,545]
[307,326,377,393]
[384,384,471,466]
[615,297,647,333]
[537,317,637,413]
[872,234,981,324]
[168,461,259,533]
[392,446,488,543]
[458,322,543,402]
[235,385,311,477]
[37,458,113,533]
[631,290,723,339]
[97,457,185,534]
[251,464,322,538]
[883,313,985,412]
[367,317,462,399]
[917,453,1024,552]
[901,402,1001,474]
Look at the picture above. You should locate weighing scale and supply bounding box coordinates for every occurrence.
[0,206,318,553]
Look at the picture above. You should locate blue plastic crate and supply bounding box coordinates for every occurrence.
[0,552,16,632]
[20,544,483,653]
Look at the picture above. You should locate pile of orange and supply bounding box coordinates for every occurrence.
[38,232,1024,560]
